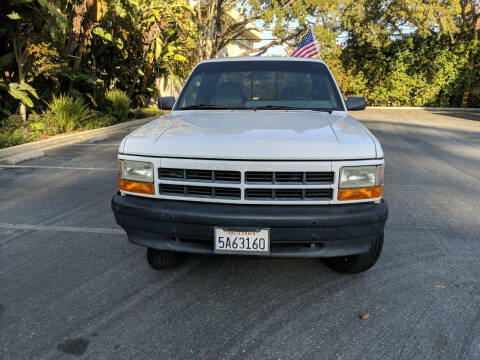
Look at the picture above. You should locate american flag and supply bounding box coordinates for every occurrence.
[291,29,320,58]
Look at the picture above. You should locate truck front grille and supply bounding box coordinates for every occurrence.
[245,171,334,184]
[245,188,332,200]
[159,184,241,200]
[160,168,240,183]
[157,166,333,203]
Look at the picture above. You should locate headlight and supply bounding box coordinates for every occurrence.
[338,165,383,201]
[118,160,154,195]
[339,166,383,188]
[120,160,153,182]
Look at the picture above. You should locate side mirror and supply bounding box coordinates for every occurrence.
[345,96,366,111]
[158,96,176,110]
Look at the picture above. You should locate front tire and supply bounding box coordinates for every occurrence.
[147,248,179,270]
[322,232,384,274]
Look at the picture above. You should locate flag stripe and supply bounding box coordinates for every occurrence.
[302,46,319,57]
[292,47,318,58]
[290,29,320,58]
[295,43,316,57]
[291,47,303,57]
[295,44,315,57]
[293,45,319,58]
[301,47,319,57]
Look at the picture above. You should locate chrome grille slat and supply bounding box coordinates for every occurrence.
[304,188,333,199]
[159,184,240,200]
[160,168,240,183]
[305,172,334,183]
[245,188,333,200]
[159,168,184,179]
[159,183,185,194]
[275,189,303,199]
[245,172,273,183]
[214,170,241,183]
[275,172,303,183]
[214,187,241,199]
[246,171,334,184]
[186,169,212,181]
[158,167,333,202]
[186,185,213,196]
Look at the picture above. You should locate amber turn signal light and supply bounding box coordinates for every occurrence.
[119,179,155,195]
[338,185,383,201]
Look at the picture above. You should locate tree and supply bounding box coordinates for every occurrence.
[67,0,108,71]
[333,0,480,106]
[87,0,196,106]
[191,0,341,60]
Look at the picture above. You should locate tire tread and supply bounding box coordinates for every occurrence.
[147,248,179,270]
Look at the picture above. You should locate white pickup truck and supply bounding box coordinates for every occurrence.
[111,57,388,274]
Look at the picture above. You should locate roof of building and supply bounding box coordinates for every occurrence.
[225,8,262,41]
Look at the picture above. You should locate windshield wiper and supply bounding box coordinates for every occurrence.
[179,104,240,110]
[250,105,298,110]
[310,108,335,114]
[251,105,334,113]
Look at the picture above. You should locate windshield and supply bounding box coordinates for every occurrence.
[174,60,345,112]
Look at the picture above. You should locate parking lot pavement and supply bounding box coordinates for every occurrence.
[1,110,479,360]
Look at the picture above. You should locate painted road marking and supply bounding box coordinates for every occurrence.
[0,165,116,171]
[0,223,124,234]
[70,143,119,146]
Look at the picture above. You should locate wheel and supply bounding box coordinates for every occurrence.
[147,248,179,270]
[322,232,384,274]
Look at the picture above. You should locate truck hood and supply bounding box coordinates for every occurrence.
[121,110,379,160]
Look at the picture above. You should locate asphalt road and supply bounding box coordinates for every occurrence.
[1,110,480,360]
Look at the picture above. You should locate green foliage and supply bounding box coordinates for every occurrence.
[131,106,164,119]
[25,42,66,82]
[83,111,116,129]
[0,114,23,134]
[0,109,118,149]
[0,132,25,149]
[6,83,39,108]
[337,35,474,106]
[333,0,480,106]
[105,89,131,121]
[7,12,21,20]
[0,114,43,148]
[28,110,61,135]
[0,53,15,67]
[47,94,92,132]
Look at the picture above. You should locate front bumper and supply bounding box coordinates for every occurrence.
[111,194,388,258]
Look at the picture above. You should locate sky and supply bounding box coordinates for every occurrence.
[255,30,288,56]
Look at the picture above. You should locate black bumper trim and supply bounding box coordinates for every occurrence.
[111,194,388,258]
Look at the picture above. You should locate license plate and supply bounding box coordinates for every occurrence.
[214,228,270,255]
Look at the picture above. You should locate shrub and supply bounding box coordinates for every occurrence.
[84,111,116,129]
[0,115,29,148]
[48,94,92,132]
[131,106,164,119]
[0,132,25,148]
[105,89,131,122]
[28,110,59,135]
[0,114,23,133]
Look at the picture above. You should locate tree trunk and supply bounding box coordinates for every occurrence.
[9,26,27,121]
[18,73,27,121]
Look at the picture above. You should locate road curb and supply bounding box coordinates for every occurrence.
[6,151,46,165]
[366,106,480,112]
[88,135,109,144]
[0,116,156,161]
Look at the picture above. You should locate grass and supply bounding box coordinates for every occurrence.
[105,89,131,121]
[48,94,92,132]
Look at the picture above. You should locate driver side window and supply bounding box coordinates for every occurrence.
[179,73,204,108]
